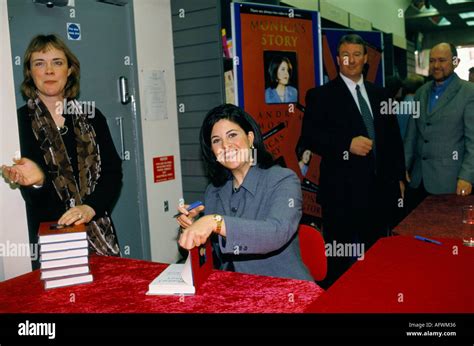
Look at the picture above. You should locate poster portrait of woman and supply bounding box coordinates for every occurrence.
[264,52,299,104]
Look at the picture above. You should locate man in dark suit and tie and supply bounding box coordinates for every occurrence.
[301,34,405,287]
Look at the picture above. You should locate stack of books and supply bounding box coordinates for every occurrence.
[38,222,93,289]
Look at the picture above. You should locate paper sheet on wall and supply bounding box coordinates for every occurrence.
[142,69,167,121]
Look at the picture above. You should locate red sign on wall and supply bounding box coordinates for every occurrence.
[153,156,175,183]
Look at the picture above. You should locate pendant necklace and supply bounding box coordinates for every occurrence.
[57,125,68,135]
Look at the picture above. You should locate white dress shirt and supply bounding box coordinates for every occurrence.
[339,73,374,118]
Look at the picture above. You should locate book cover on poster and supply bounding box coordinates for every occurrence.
[232,2,323,225]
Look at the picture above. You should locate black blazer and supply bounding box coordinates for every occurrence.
[301,76,405,208]
[17,105,123,247]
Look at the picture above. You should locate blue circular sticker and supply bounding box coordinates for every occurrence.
[67,23,81,40]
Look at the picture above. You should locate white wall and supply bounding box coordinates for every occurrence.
[133,0,182,263]
[284,0,411,48]
[0,0,31,281]
[455,47,474,82]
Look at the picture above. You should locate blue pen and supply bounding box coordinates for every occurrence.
[414,235,442,245]
[173,201,203,218]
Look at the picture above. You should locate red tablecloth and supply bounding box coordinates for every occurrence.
[306,236,473,313]
[394,194,474,239]
[0,256,323,313]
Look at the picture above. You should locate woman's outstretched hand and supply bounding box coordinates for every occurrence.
[1,157,45,187]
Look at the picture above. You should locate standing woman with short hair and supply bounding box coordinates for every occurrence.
[1,34,123,268]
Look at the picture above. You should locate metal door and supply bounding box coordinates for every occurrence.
[7,0,150,260]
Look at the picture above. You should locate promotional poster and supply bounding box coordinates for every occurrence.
[232,2,323,224]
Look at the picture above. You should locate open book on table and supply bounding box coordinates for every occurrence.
[147,240,213,295]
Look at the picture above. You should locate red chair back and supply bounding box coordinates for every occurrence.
[298,224,327,281]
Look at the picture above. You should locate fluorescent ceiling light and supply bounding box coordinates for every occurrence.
[447,0,474,4]
[421,6,439,13]
[459,11,474,18]
[467,20,474,25]
[438,17,452,25]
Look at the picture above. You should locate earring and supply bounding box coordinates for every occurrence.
[250,144,255,163]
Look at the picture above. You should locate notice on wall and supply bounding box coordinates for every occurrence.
[153,156,175,183]
[142,69,167,121]
[67,23,81,41]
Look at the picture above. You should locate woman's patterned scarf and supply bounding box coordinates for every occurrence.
[27,97,120,256]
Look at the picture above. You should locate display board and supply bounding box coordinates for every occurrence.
[231,2,323,225]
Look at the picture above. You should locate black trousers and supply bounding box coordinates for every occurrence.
[404,180,430,217]
[318,178,400,289]
[320,209,387,288]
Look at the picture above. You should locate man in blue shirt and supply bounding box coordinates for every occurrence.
[404,42,474,211]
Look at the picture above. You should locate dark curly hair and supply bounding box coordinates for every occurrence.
[200,104,275,187]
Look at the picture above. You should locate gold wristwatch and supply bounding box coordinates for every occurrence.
[213,214,223,234]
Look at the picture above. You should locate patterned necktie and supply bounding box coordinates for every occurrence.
[356,84,376,155]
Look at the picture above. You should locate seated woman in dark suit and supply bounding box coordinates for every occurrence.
[265,56,298,104]
[176,104,311,281]
[1,34,122,268]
